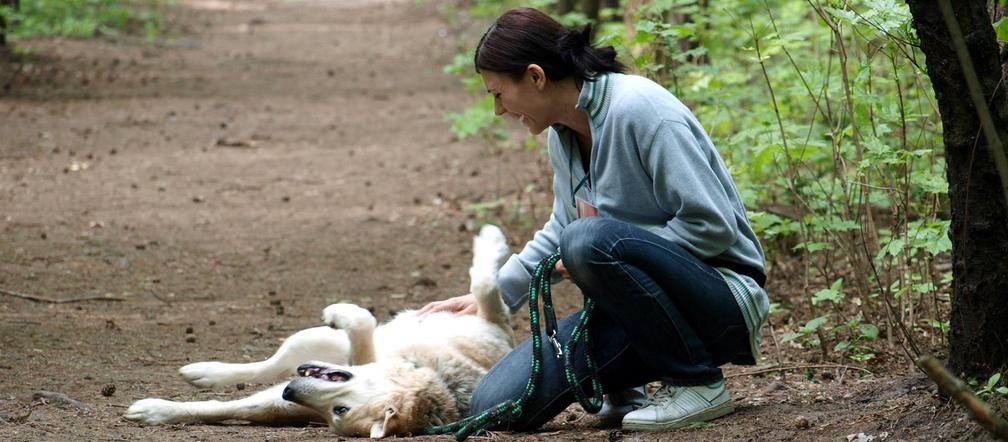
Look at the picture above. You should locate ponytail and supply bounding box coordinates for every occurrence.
[475,8,625,82]
[557,24,623,81]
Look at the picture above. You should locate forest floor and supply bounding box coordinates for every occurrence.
[0,0,997,440]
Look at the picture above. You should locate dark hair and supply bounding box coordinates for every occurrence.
[474,7,625,82]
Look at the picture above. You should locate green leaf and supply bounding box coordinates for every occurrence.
[793,242,832,253]
[769,302,782,314]
[833,340,852,352]
[850,352,876,362]
[997,386,1008,395]
[801,315,828,333]
[995,17,1008,43]
[811,287,843,305]
[911,170,949,194]
[986,372,1001,390]
[859,324,880,340]
[781,332,803,343]
[444,95,500,139]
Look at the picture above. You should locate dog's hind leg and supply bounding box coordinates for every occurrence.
[126,382,320,425]
[470,225,510,328]
[180,326,349,388]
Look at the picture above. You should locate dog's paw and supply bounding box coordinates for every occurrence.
[322,303,376,331]
[470,225,508,284]
[179,361,240,388]
[125,398,187,425]
[473,224,508,266]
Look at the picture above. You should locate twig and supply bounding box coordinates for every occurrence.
[148,292,173,305]
[0,288,124,304]
[917,354,1008,440]
[32,391,90,412]
[725,363,872,379]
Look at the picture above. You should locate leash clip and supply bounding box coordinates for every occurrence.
[547,331,563,358]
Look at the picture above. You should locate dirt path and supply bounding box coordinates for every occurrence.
[0,1,991,441]
[0,0,543,439]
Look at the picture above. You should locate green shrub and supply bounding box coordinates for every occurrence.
[445,0,952,365]
[1,0,164,41]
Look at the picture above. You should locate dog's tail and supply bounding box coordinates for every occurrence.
[469,224,510,327]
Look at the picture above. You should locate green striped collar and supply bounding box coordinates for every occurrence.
[574,72,614,127]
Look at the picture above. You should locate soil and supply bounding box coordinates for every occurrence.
[0,0,996,440]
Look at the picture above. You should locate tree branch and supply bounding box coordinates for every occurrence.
[918,354,1008,440]
[0,287,124,304]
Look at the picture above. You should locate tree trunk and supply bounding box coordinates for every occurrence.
[624,0,644,59]
[580,0,600,21]
[906,0,1008,379]
[556,0,575,15]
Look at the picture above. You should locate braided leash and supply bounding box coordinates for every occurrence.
[424,252,604,441]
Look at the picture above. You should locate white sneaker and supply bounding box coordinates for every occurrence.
[595,386,647,427]
[621,380,734,431]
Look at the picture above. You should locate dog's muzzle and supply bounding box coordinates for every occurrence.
[283,363,355,404]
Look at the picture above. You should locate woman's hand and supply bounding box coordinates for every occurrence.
[555,259,571,280]
[418,293,478,316]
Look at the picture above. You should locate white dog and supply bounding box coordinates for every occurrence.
[125,225,514,438]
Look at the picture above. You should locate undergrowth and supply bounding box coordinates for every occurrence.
[437,0,979,373]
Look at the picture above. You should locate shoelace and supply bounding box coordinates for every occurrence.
[641,386,679,407]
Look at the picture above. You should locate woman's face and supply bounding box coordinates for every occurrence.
[480,68,551,135]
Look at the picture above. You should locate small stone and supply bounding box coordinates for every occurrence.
[235,383,246,391]
[185,326,194,334]
[795,415,810,429]
[101,384,116,397]
[186,336,196,343]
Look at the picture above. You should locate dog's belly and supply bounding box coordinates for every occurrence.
[370,311,511,369]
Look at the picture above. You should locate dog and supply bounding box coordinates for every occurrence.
[125,225,514,438]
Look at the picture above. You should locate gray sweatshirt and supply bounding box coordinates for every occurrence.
[496,73,770,360]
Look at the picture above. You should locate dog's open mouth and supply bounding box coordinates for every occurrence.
[297,364,353,382]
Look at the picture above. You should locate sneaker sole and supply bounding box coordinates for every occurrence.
[621,401,735,431]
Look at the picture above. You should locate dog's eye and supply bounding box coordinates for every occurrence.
[332,406,349,416]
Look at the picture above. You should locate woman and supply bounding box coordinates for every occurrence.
[419,7,769,432]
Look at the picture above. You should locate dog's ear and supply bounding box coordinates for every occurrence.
[368,406,399,438]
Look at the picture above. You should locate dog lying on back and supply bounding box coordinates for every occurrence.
[125,225,514,437]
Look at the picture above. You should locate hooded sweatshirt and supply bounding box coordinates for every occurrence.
[496,72,770,361]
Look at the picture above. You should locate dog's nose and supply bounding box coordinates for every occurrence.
[281,385,298,402]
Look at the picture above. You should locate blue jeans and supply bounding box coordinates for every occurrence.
[470,217,751,430]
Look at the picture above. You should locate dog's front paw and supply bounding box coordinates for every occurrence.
[179,361,240,388]
[322,303,376,331]
[125,398,187,425]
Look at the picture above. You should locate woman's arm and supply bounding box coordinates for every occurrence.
[643,119,739,258]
